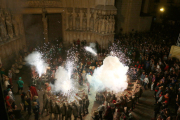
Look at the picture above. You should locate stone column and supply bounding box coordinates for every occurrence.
[42,9,48,43]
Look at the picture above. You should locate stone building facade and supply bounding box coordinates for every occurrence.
[115,0,152,34]
[0,0,117,68]
[21,0,117,48]
[0,0,26,69]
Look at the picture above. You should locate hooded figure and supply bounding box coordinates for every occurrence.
[61,103,66,120]
[72,102,78,120]
[66,104,72,120]
[78,100,83,120]
[48,99,54,120]
[41,91,49,116]
[85,95,89,114]
[54,102,60,120]
[82,98,86,116]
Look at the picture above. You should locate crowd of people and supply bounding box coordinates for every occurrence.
[0,23,180,120]
[90,24,180,120]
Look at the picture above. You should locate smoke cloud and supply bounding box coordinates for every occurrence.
[85,43,97,56]
[25,51,48,77]
[87,56,129,93]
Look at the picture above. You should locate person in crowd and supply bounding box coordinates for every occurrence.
[24,95,32,116]
[103,106,113,120]
[4,77,10,89]
[8,88,15,101]
[17,77,24,94]
[143,75,149,90]
[8,70,13,86]
[8,103,24,120]
[33,102,39,120]
[72,102,78,120]
[92,111,99,120]
[140,72,145,85]
[29,85,38,98]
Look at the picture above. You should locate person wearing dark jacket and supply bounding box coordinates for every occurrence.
[66,104,72,120]
[24,96,31,115]
[61,103,66,120]
[103,106,113,120]
[72,102,78,120]
[92,111,100,120]
[33,102,39,120]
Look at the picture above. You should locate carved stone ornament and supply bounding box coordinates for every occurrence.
[94,16,99,32]
[5,10,14,39]
[82,15,87,30]
[12,15,20,37]
[68,14,73,30]
[0,9,8,41]
[75,13,80,30]
[89,15,94,31]
[75,8,80,13]
[67,8,73,14]
[23,1,62,8]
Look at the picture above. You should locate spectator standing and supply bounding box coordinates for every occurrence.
[17,77,24,94]
[140,72,145,85]
[144,75,149,90]
[8,70,13,86]
[24,96,32,116]
[33,102,39,120]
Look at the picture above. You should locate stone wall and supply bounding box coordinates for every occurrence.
[0,37,24,69]
[0,7,26,69]
[115,0,152,33]
[20,0,117,48]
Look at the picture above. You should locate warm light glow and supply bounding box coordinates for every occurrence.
[160,8,164,12]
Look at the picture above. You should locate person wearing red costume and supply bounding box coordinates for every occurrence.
[29,85,38,98]
[5,96,12,109]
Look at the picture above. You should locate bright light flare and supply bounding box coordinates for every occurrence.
[160,8,164,12]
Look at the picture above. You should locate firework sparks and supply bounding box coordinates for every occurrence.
[25,51,49,77]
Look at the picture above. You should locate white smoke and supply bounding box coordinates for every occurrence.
[54,66,79,102]
[85,43,97,56]
[87,56,128,93]
[25,51,48,77]
[54,66,73,93]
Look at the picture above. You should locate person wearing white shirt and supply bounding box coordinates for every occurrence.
[143,75,149,90]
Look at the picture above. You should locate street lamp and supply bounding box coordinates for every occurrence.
[160,8,165,22]
[160,8,164,12]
